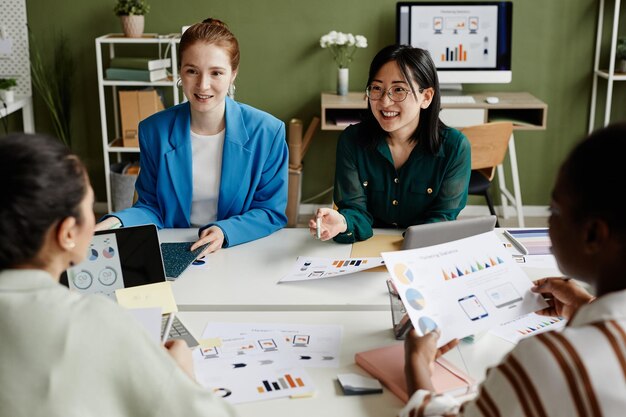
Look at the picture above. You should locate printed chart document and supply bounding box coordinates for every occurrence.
[192,322,339,403]
[201,322,342,368]
[193,329,311,404]
[279,256,384,283]
[382,232,548,347]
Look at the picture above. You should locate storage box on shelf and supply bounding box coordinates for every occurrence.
[119,89,165,147]
[95,33,182,213]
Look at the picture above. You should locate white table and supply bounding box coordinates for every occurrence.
[162,228,560,311]
[177,310,515,417]
[162,227,558,417]
[0,94,34,132]
[163,228,394,311]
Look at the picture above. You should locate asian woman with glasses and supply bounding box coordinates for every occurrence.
[98,18,288,254]
[309,44,471,242]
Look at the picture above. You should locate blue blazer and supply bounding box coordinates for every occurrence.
[110,97,288,248]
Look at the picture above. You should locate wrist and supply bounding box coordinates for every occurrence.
[339,214,347,233]
[108,218,122,229]
[405,356,435,394]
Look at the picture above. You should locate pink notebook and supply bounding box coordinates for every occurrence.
[355,343,476,402]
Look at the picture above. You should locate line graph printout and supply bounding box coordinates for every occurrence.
[382,232,548,347]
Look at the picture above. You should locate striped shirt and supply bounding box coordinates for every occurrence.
[400,289,626,417]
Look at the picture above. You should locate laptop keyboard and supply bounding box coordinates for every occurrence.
[161,315,199,348]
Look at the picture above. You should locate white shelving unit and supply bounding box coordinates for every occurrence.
[95,33,182,212]
[588,0,625,132]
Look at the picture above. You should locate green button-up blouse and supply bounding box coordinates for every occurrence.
[333,123,471,243]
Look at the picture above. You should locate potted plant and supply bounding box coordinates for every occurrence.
[0,78,17,103]
[617,37,626,73]
[114,0,150,38]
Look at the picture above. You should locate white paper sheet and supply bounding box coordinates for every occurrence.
[278,256,384,283]
[489,312,566,344]
[511,254,559,270]
[125,307,162,343]
[382,231,549,347]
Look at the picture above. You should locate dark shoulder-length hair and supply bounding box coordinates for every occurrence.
[0,133,88,270]
[360,44,445,154]
[558,122,626,234]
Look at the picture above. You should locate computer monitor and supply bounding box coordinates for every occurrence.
[396,1,513,90]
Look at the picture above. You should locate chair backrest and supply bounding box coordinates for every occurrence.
[461,122,514,180]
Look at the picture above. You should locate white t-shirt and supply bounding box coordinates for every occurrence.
[190,129,224,227]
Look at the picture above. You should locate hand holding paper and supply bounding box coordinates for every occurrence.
[382,231,548,347]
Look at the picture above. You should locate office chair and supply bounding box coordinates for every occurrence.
[460,122,514,227]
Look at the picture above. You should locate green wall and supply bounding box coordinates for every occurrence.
[11,0,625,208]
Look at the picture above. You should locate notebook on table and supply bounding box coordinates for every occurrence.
[60,224,199,347]
[160,242,208,279]
[355,343,477,402]
[402,216,497,250]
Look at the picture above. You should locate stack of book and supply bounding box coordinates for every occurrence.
[106,57,171,82]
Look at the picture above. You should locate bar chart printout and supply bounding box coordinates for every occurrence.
[279,256,385,282]
[195,363,315,404]
[257,373,306,393]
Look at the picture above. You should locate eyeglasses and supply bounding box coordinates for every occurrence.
[365,85,423,102]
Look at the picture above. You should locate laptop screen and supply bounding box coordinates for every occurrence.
[60,224,167,298]
[401,215,497,250]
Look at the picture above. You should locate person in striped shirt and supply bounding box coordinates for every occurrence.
[401,122,626,417]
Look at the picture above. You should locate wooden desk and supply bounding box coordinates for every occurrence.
[320,91,547,131]
[0,94,34,133]
[320,92,549,227]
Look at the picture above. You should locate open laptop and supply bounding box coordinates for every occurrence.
[60,224,198,347]
[401,215,497,250]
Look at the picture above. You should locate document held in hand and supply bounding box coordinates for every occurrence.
[355,343,476,402]
[382,231,548,347]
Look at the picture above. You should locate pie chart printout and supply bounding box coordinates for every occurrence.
[418,316,438,334]
[394,263,414,285]
[405,288,426,311]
